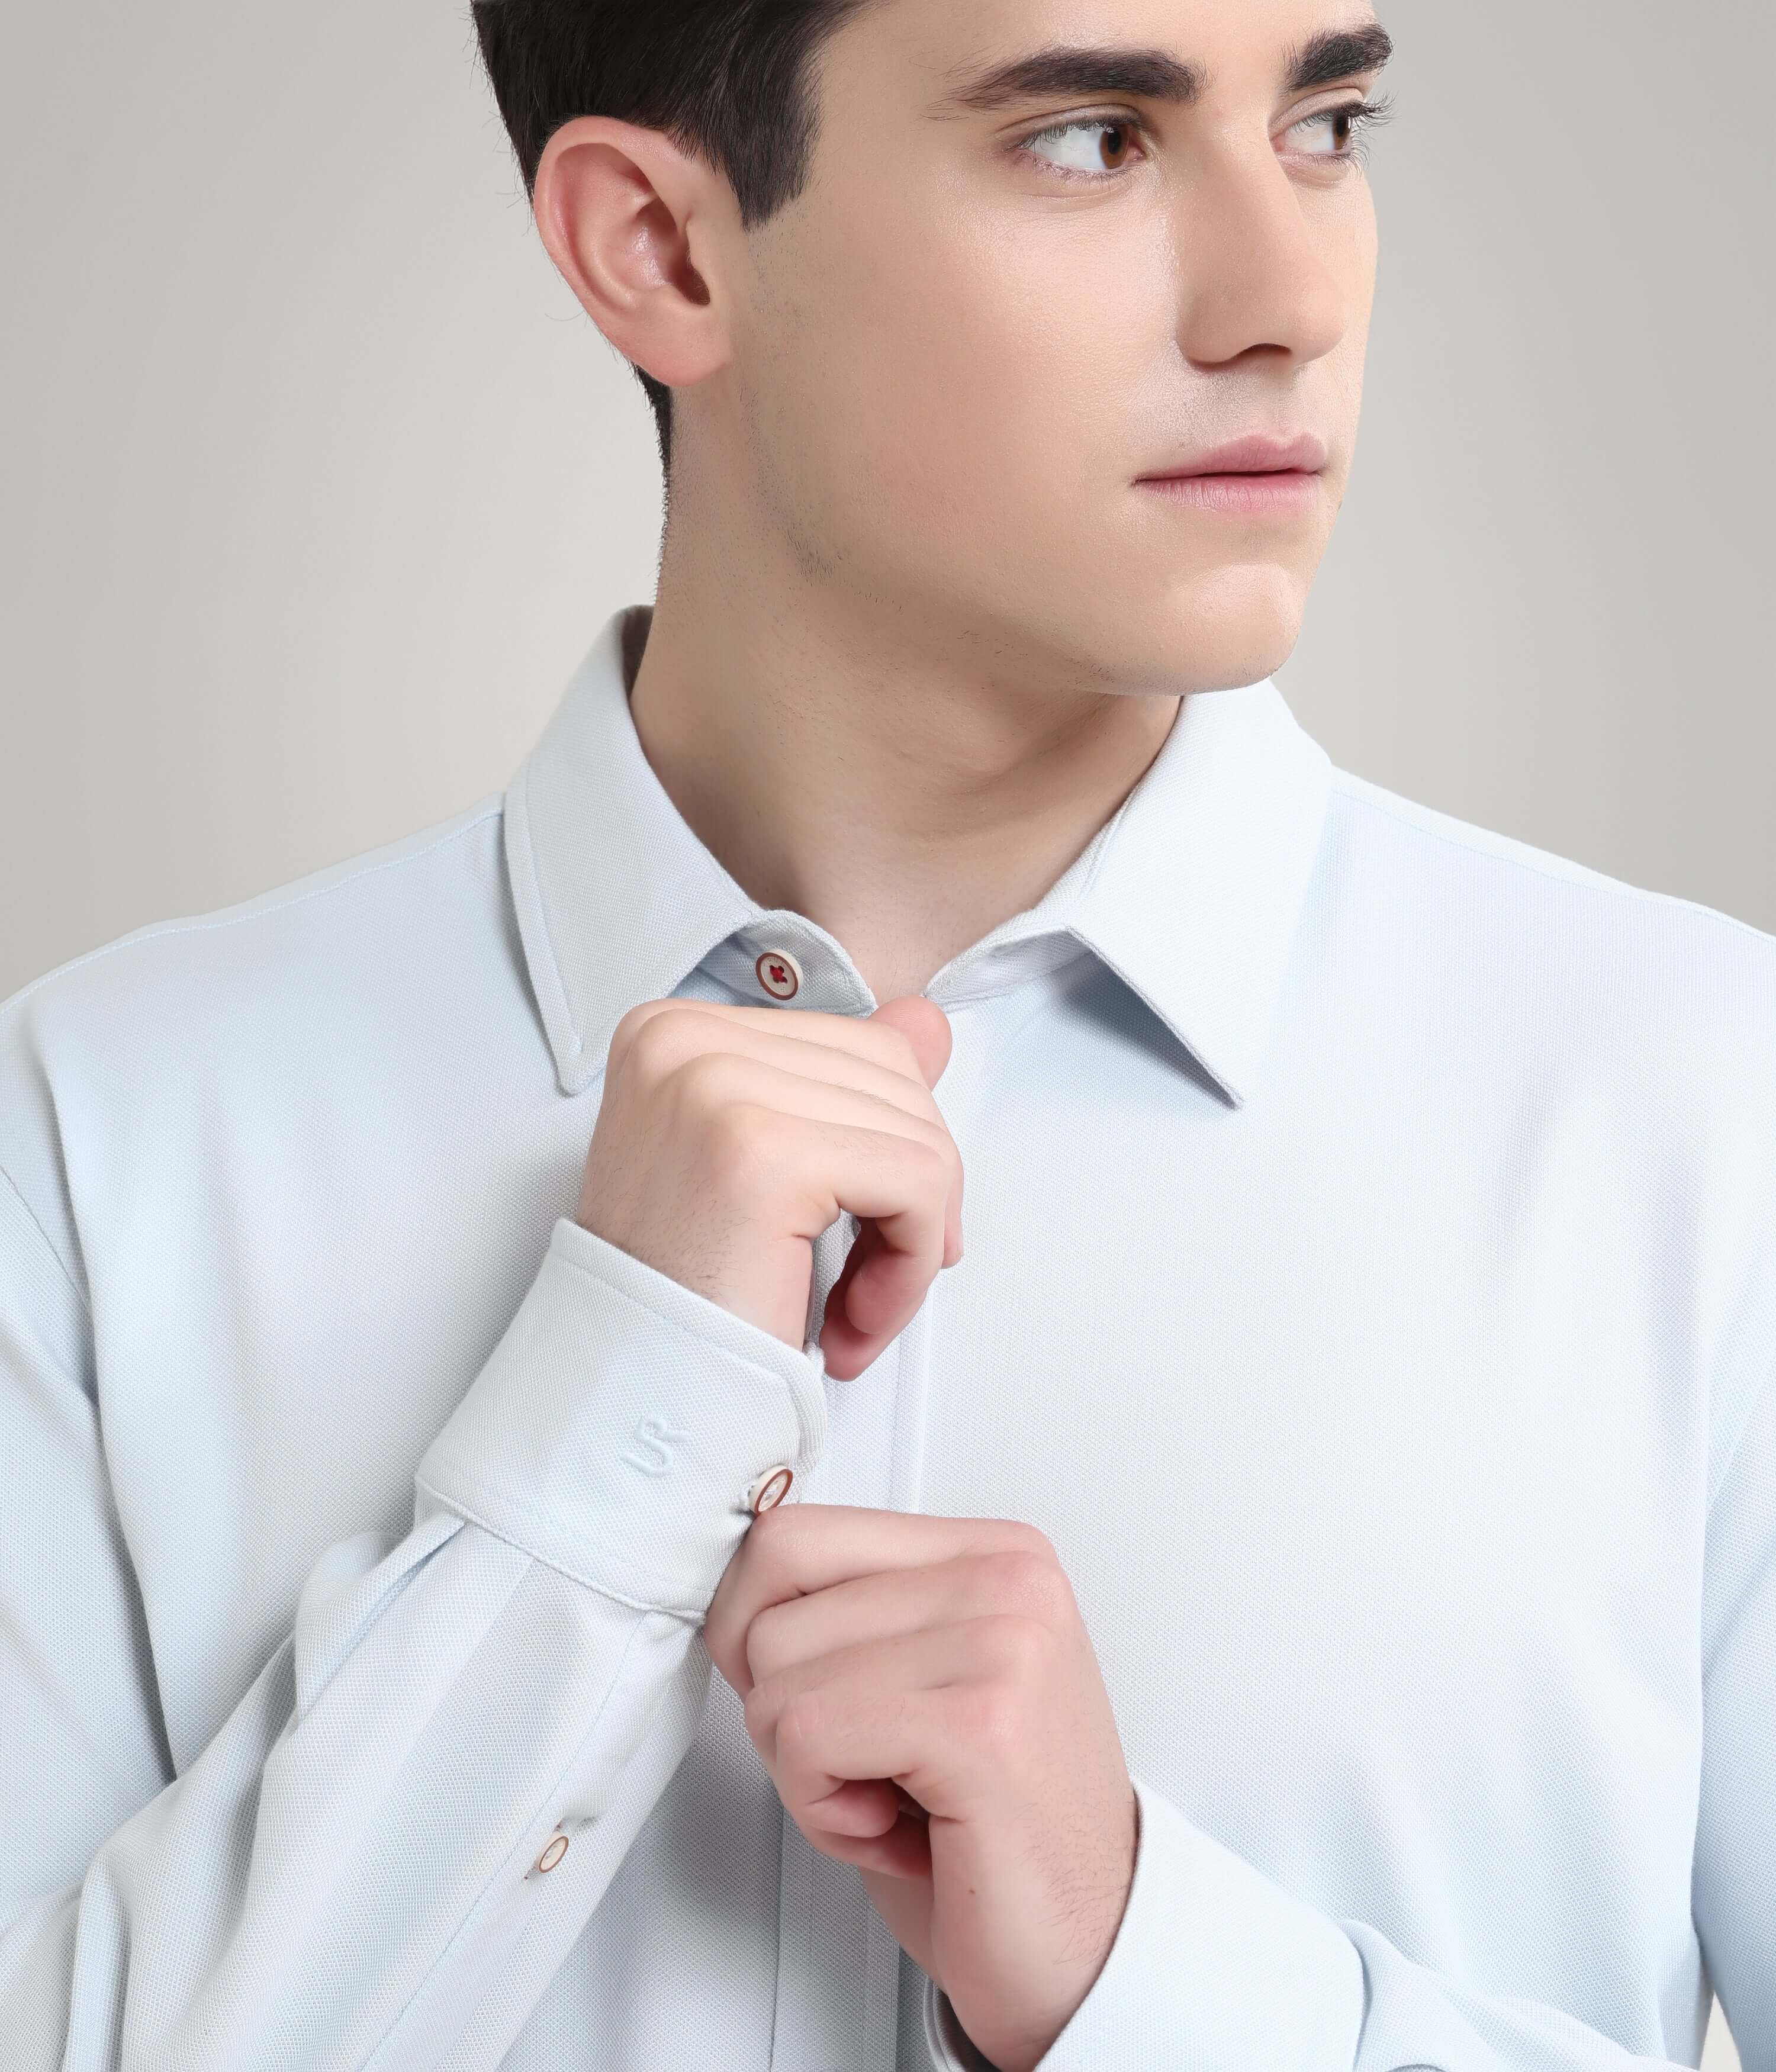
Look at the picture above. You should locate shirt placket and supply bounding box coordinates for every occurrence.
[767,1207,908,2072]
[764,999,1000,2072]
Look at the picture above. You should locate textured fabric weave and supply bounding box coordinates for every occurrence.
[2,601,1773,2070]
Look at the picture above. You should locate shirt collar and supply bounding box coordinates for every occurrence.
[504,603,1333,1109]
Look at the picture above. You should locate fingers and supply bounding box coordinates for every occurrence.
[741,1547,1076,1693]
[790,1780,935,1880]
[661,1048,962,1253]
[610,997,941,1092]
[617,1006,951,1131]
[581,992,964,1368]
[704,1505,1048,1692]
[867,994,954,1095]
[817,1220,903,1376]
[744,1614,1047,1828]
[612,1007,966,1301]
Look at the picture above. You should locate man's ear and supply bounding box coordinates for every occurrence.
[530,114,738,394]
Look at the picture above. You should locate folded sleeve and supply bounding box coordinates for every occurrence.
[928,1368,1776,2072]
[0,1198,828,2071]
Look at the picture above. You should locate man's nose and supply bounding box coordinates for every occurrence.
[1168,140,1349,371]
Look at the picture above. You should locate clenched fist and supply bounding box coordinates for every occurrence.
[575,992,963,1379]
[706,1504,1138,2072]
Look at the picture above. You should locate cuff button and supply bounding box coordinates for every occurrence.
[748,1465,794,1516]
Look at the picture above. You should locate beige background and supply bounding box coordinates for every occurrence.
[0,5,1767,2060]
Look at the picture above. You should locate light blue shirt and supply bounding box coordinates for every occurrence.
[2,602,1774,2072]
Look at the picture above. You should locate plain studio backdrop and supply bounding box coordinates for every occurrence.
[0,6,1769,2065]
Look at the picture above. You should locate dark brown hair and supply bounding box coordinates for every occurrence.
[472,0,880,481]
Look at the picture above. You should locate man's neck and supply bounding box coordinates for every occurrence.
[625,552,1181,1008]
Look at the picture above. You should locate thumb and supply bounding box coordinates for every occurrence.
[867,993,954,1092]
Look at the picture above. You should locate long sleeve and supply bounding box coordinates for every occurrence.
[927,1372,1776,2072]
[928,1772,1737,2072]
[1694,1354,1776,2070]
[0,1192,827,2071]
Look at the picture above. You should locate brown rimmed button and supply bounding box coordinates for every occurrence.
[748,1465,794,1515]
[755,947,803,1002]
[535,1833,569,1874]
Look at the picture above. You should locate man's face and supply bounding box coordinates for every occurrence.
[729,0,1386,696]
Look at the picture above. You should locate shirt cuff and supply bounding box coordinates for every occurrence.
[414,1215,828,1617]
[1034,1774,1366,2070]
[924,1967,999,2070]
[925,1775,1368,2071]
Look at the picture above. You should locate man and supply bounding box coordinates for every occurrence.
[1,0,1771,2066]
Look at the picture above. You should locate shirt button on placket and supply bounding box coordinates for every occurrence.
[754,947,804,1002]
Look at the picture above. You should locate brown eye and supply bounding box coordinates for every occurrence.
[1285,96,1391,165]
[1020,115,1148,183]
[1097,121,1134,171]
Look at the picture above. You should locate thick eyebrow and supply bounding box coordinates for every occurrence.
[924,20,1392,118]
[925,45,1206,117]
[1284,22,1394,94]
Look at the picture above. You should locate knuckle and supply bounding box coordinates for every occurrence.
[909,1137,951,1195]
[983,1610,1055,1681]
[741,1676,780,1745]
[635,1010,719,1086]
[1002,1518,1057,1565]
[671,1045,745,1112]
[913,1117,962,1178]
[616,1005,700,1091]
[612,998,673,1055]
[773,1690,828,1761]
[607,1002,654,1057]
[983,1546,1072,1620]
[743,1602,785,1685]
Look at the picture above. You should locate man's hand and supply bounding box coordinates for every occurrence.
[704,1504,1138,2072]
[576,992,961,1379]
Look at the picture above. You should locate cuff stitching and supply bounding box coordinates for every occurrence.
[415,1472,719,1621]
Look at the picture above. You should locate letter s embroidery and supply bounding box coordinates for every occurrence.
[621,1415,690,1476]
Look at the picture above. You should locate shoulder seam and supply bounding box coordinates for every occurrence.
[1331,776,1776,951]
[0,1160,89,1318]
[2,800,504,1020]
